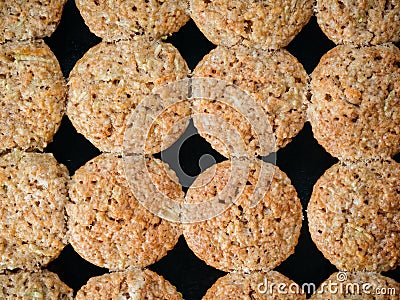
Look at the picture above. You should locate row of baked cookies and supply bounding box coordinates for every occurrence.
[75,0,400,48]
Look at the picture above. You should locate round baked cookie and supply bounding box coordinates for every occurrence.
[0,270,73,299]
[67,153,184,271]
[309,43,400,160]
[67,39,190,153]
[0,39,67,153]
[76,269,182,299]
[310,272,400,299]
[0,0,67,43]
[308,159,400,272]
[192,45,309,157]
[0,150,69,271]
[183,160,303,272]
[203,271,305,299]
[190,0,314,50]
[316,0,400,46]
[75,0,189,42]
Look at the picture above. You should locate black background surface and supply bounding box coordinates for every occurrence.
[43,0,400,298]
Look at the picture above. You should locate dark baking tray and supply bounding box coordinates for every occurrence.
[43,0,400,298]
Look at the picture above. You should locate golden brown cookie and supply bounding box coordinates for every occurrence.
[193,45,309,157]
[67,39,190,153]
[309,43,400,160]
[183,160,303,272]
[190,0,314,49]
[76,269,182,299]
[0,150,69,271]
[308,159,400,272]
[0,0,67,43]
[203,271,306,299]
[67,153,184,271]
[0,270,73,299]
[316,0,400,46]
[0,39,67,153]
[76,0,189,42]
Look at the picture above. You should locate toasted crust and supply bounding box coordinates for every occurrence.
[309,43,400,160]
[310,272,400,299]
[203,271,306,299]
[0,0,67,43]
[0,270,73,299]
[67,153,184,271]
[75,0,189,42]
[0,39,67,153]
[193,45,309,157]
[67,39,190,153]
[76,269,182,299]
[308,159,400,272]
[183,160,303,272]
[190,0,314,50]
[316,0,400,46]
[0,150,69,271]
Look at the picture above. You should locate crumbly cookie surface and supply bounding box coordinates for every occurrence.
[67,40,190,153]
[0,151,69,271]
[0,39,67,153]
[316,0,400,45]
[67,153,184,271]
[76,269,183,299]
[193,45,309,157]
[190,0,314,49]
[308,159,400,272]
[184,160,303,272]
[309,43,400,160]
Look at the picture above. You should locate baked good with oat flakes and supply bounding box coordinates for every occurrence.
[76,269,183,299]
[308,159,400,272]
[67,153,184,271]
[0,0,67,43]
[67,39,190,153]
[316,0,400,46]
[0,39,67,153]
[203,271,306,299]
[76,0,189,42]
[0,150,69,271]
[190,0,314,50]
[309,43,400,160]
[0,270,73,299]
[183,159,303,272]
[193,45,309,157]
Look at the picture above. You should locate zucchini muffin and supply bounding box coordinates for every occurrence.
[76,269,182,299]
[67,39,190,153]
[0,151,69,271]
[193,45,309,157]
[76,0,189,42]
[184,160,303,272]
[0,270,73,299]
[309,43,400,160]
[0,39,67,153]
[0,0,67,43]
[308,159,400,272]
[316,0,400,46]
[67,153,184,271]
